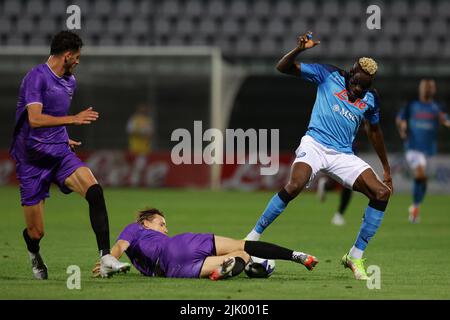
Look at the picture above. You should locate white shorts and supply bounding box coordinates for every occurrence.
[405,150,427,170]
[293,135,372,189]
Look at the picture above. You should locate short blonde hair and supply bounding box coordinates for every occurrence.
[358,57,378,75]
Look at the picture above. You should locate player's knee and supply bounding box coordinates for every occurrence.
[285,181,303,197]
[28,227,44,240]
[85,183,104,203]
[375,186,391,202]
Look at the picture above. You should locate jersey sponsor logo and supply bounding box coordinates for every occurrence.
[334,89,367,110]
[332,104,357,122]
[414,112,437,120]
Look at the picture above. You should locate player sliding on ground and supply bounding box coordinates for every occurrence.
[245,32,393,281]
[9,31,130,279]
[92,208,318,280]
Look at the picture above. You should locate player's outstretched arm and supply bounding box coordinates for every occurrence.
[276,31,320,77]
[110,240,130,260]
[365,121,393,192]
[92,240,129,277]
[27,104,99,128]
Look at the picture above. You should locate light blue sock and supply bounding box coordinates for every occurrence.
[254,194,288,234]
[354,206,385,251]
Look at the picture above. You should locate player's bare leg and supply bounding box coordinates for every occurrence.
[214,236,318,271]
[203,250,250,280]
[65,166,130,277]
[409,165,427,223]
[23,201,48,280]
[341,168,391,280]
[246,162,312,240]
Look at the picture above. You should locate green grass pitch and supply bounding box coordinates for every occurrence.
[1,186,449,299]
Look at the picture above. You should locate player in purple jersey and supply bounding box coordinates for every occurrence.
[9,31,130,279]
[396,79,450,223]
[92,208,319,280]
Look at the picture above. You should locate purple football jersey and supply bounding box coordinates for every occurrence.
[117,223,216,278]
[10,63,76,159]
[118,223,169,276]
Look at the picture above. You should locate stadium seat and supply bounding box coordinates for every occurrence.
[107,18,127,37]
[221,19,240,37]
[154,18,171,38]
[206,0,226,19]
[235,36,254,56]
[412,0,433,18]
[160,0,181,18]
[337,20,356,38]
[198,18,218,38]
[313,19,331,39]
[115,1,135,18]
[0,19,13,36]
[252,0,271,19]
[351,37,371,57]
[259,37,279,57]
[25,0,45,18]
[321,1,341,19]
[405,19,426,38]
[266,19,285,38]
[185,0,204,18]
[85,17,104,37]
[429,19,448,38]
[175,18,195,38]
[37,18,57,36]
[16,16,35,35]
[389,1,411,19]
[274,0,294,20]
[297,1,317,18]
[130,18,148,37]
[374,38,395,58]
[436,1,450,18]
[47,0,67,18]
[327,39,347,58]
[244,18,263,38]
[229,0,249,19]
[3,0,22,18]
[420,38,440,58]
[397,38,418,57]
[344,0,364,19]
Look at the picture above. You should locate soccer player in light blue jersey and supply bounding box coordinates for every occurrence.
[396,79,450,223]
[245,32,393,280]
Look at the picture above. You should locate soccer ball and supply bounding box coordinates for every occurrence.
[244,256,275,278]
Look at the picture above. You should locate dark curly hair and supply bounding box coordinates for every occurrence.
[50,30,83,55]
[136,208,165,225]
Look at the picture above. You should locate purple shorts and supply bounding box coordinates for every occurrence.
[160,233,216,278]
[14,142,85,206]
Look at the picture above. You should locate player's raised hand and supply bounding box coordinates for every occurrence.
[297,31,320,50]
[73,107,99,125]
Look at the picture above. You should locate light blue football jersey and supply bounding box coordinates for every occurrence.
[397,100,444,156]
[300,63,380,154]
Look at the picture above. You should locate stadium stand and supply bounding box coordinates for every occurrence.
[0,0,448,62]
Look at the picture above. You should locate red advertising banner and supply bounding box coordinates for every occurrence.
[0,150,295,189]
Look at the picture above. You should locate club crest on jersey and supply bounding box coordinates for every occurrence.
[334,89,367,110]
